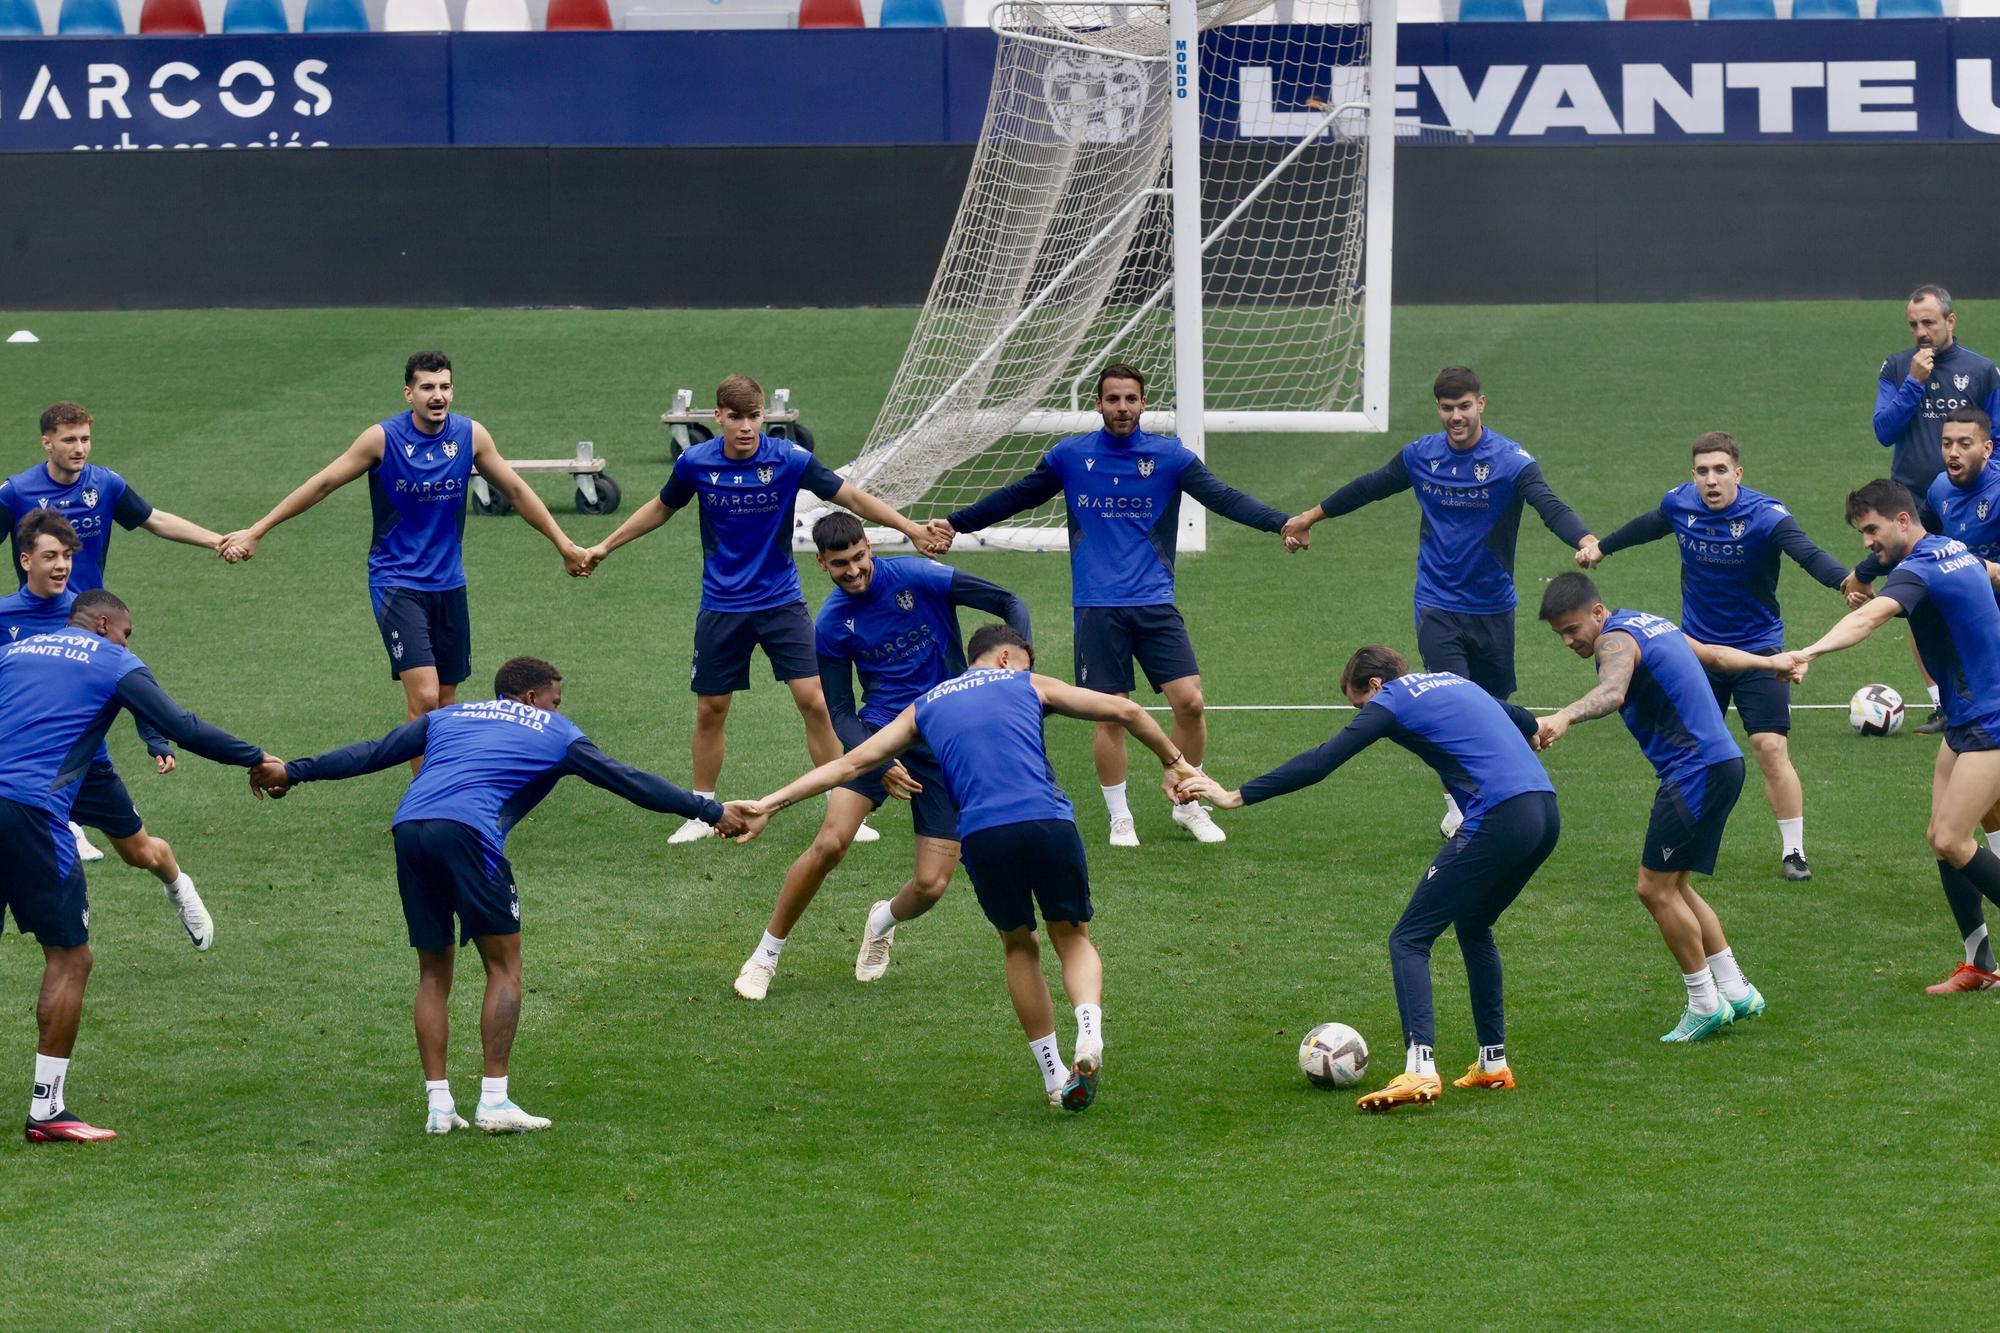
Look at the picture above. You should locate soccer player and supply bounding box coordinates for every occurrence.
[0,401,232,864]
[1281,366,1595,839]
[1577,432,1849,881]
[253,656,746,1134]
[1176,646,1559,1115]
[0,512,214,948]
[732,511,1031,1001]
[218,352,591,735]
[0,589,278,1143]
[1790,480,2000,995]
[727,624,1199,1111]
[1536,573,1795,1042]
[927,363,1291,848]
[583,374,942,846]
[1857,285,2000,733]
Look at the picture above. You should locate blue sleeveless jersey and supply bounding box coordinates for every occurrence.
[392,699,588,873]
[1602,609,1740,782]
[0,462,152,592]
[0,630,147,848]
[815,557,965,729]
[369,412,475,591]
[1880,534,2000,730]
[912,668,1073,837]
[1371,673,1553,834]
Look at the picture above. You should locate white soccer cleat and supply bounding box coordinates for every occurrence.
[855,900,897,982]
[1073,1036,1103,1079]
[1108,815,1139,848]
[1170,801,1227,844]
[425,1106,469,1135]
[165,877,214,951]
[70,822,104,864]
[667,815,718,845]
[1440,804,1464,841]
[734,958,775,1001]
[473,1100,551,1133]
[851,819,881,844]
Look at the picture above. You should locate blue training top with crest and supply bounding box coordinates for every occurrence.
[0,463,152,592]
[662,434,846,614]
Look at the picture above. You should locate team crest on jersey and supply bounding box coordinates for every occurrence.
[757,465,775,485]
[1730,519,1746,538]
[1472,463,1490,482]
[1981,501,1992,521]
[1957,374,1971,391]
[442,442,458,460]
[896,589,915,612]
[1138,457,1155,478]
[80,488,98,509]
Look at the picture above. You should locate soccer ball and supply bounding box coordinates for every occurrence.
[1849,684,1905,737]
[1298,1022,1369,1089]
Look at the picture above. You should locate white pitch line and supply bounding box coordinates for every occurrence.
[1140,703,1859,713]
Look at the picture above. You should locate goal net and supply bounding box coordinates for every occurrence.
[813,0,1393,551]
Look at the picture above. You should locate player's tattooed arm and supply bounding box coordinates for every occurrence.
[1538,632,1636,750]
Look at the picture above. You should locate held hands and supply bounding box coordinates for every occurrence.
[217,530,260,564]
[248,754,289,800]
[922,518,956,555]
[719,800,770,843]
[155,753,177,776]
[561,541,594,578]
[1533,713,1570,752]
[1280,510,1317,554]
[1574,536,1605,569]
[1162,757,1201,804]
[1839,572,1873,610]
[1173,771,1240,809]
[881,763,922,801]
[1767,651,1809,684]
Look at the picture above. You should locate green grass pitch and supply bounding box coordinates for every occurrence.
[0,303,1994,1327]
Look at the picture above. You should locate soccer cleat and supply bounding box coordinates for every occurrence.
[851,819,881,845]
[473,1100,551,1133]
[1925,961,2000,994]
[1781,853,1811,882]
[425,1106,469,1135]
[1356,1072,1441,1113]
[1659,1003,1731,1043]
[667,815,718,845]
[165,878,214,951]
[1915,708,1946,736]
[1451,1063,1516,1091]
[733,958,775,1001]
[854,901,896,982]
[1059,1058,1098,1112]
[1170,801,1227,844]
[1107,815,1139,848]
[70,821,104,864]
[24,1111,116,1143]
[1728,984,1767,1022]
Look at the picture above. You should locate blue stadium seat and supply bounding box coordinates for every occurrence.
[1791,0,1859,14]
[1874,0,1942,13]
[303,0,369,27]
[0,0,42,31]
[1541,0,1608,17]
[1705,0,1774,16]
[223,0,289,30]
[880,0,947,23]
[1457,0,1527,19]
[57,0,124,32]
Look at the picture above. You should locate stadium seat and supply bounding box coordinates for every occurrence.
[464,0,530,27]
[0,0,42,32]
[302,0,370,28]
[138,0,205,32]
[57,0,123,30]
[222,0,289,30]
[797,0,863,25]
[382,0,450,28]
[1455,0,1526,20]
[1540,0,1608,17]
[880,0,946,23]
[1874,0,1942,13]
[1705,0,1775,16]
[545,0,613,27]
[1791,0,1859,13]
[1623,0,1692,16]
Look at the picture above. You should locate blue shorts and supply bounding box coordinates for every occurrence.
[1707,666,1790,736]
[1415,605,1516,700]
[1947,719,2000,754]
[1643,758,1745,876]
[1073,603,1199,694]
[0,797,89,947]
[69,758,144,840]
[958,818,1092,933]
[691,601,817,695]
[392,819,520,951]
[840,737,958,840]
[372,585,472,686]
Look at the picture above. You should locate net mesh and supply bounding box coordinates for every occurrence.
[839,0,1377,542]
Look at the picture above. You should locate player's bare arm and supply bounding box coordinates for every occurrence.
[221,425,384,561]
[585,496,677,569]
[1797,594,1905,662]
[1031,673,1198,798]
[1686,637,1807,682]
[832,482,945,556]
[737,710,923,839]
[1538,630,1638,748]
[140,508,226,554]
[468,423,590,576]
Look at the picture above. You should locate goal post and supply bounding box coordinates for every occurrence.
[800,0,1397,552]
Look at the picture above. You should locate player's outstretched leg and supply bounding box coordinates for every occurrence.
[1640,870,1733,1042]
[469,934,548,1133]
[1160,676,1225,844]
[1682,886,1764,1022]
[1093,717,1140,848]
[110,828,213,951]
[25,944,115,1143]
[671,693,733,845]
[1930,859,2000,992]
[996,926,1073,1109]
[737,792,872,1000]
[1046,918,1103,1110]
[1359,862,1458,1113]
[68,821,104,864]
[855,835,956,983]
[412,947,467,1134]
[1746,732,1810,883]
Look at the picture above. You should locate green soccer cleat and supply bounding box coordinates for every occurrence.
[1659,1002,1731,1043]
[1728,985,1766,1022]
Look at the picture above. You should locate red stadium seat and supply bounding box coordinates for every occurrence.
[798,0,864,27]
[1624,0,1691,15]
[545,0,613,27]
[139,0,205,31]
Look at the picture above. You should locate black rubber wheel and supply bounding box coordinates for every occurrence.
[670,422,714,460]
[575,472,621,516]
[790,421,816,454]
[471,486,512,517]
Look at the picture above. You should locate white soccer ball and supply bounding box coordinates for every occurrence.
[1849,683,1905,737]
[1298,1022,1369,1089]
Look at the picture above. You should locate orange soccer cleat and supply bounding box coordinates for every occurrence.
[1925,962,2000,995]
[1451,1063,1516,1091]
[1356,1072,1441,1114]
[24,1111,117,1143]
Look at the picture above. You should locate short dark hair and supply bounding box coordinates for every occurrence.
[405,351,452,385]
[1690,431,1740,463]
[1433,365,1480,401]
[1845,478,1920,528]
[15,508,79,551]
[1909,284,1954,315]
[812,511,867,552]
[1945,406,1993,438]
[1539,572,1602,622]
[70,588,127,626]
[1096,363,1146,398]
[1338,645,1408,695]
[494,655,562,700]
[716,374,764,415]
[966,623,1033,668]
[39,402,90,436]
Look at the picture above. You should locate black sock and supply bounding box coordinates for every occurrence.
[1958,847,2000,910]
[1939,862,1997,970]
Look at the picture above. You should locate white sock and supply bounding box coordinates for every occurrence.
[754,930,787,968]
[1776,818,1803,858]
[1075,1003,1102,1052]
[425,1078,453,1113]
[1100,782,1132,823]
[866,900,900,937]
[167,871,194,897]
[1683,966,1720,1015]
[1443,793,1463,821]
[1929,683,1942,708]
[1478,1043,1507,1073]
[1029,1032,1067,1093]
[693,792,716,821]
[1404,1043,1436,1077]
[30,1053,67,1120]
[1706,948,1751,1003]
[479,1075,508,1107]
